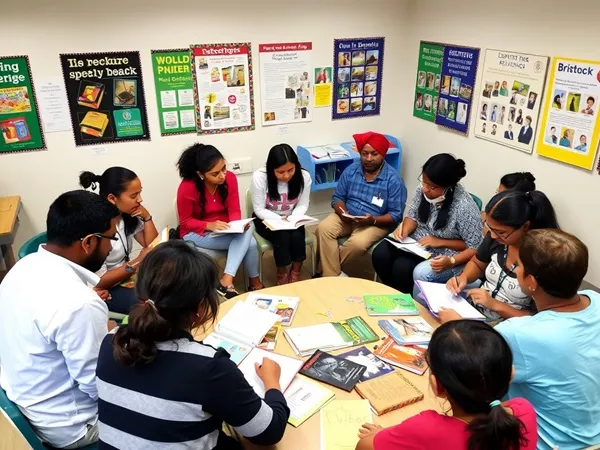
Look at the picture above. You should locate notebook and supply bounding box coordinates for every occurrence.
[299,350,366,392]
[320,400,372,450]
[355,372,424,416]
[373,337,428,375]
[415,281,486,320]
[212,218,254,234]
[364,293,419,316]
[378,317,433,345]
[263,215,319,231]
[285,376,335,427]
[245,294,300,326]
[337,346,394,382]
[385,236,431,259]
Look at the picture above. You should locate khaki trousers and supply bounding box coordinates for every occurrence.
[315,213,389,277]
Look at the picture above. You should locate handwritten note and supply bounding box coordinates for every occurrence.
[320,399,372,450]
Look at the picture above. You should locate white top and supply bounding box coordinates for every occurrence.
[251,168,312,220]
[0,246,109,448]
[97,217,144,277]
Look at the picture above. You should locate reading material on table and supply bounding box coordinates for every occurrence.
[364,293,419,316]
[309,144,349,160]
[149,226,170,248]
[237,347,303,398]
[373,337,428,375]
[284,316,379,357]
[355,371,424,416]
[320,399,372,450]
[378,317,433,345]
[285,375,336,427]
[257,323,281,351]
[385,236,432,259]
[212,218,254,234]
[337,346,394,382]
[299,350,366,392]
[245,293,300,326]
[263,215,319,231]
[202,334,252,365]
[415,281,486,320]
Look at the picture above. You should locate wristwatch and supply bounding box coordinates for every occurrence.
[142,215,153,223]
[450,256,456,266]
[125,263,137,274]
[372,217,377,225]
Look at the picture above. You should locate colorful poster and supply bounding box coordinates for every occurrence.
[190,43,254,134]
[60,51,150,146]
[151,49,196,136]
[475,50,549,154]
[259,42,312,126]
[435,45,480,135]
[0,55,45,153]
[314,66,332,107]
[332,37,384,120]
[413,42,444,122]
[537,56,600,170]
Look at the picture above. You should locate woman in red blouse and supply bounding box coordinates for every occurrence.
[176,143,263,299]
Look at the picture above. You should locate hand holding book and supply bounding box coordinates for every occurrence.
[255,357,282,391]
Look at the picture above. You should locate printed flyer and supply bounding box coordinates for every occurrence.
[190,42,254,134]
[413,41,444,123]
[259,42,312,126]
[314,66,332,107]
[60,51,150,146]
[151,49,196,136]
[537,56,600,170]
[435,45,480,135]
[475,50,549,153]
[0,55,45,153]
[332,37,384,120]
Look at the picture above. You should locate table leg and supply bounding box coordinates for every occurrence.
[1,244,16,270]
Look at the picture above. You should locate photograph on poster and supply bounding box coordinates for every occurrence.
[413,41,444,122]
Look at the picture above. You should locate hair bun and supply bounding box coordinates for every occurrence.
[455,158,467,179]
[79,171,100,190]
[525,172,536,182]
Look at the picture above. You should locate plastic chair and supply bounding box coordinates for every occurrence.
[245,190,315,283]
[17,232,48,259]
[470,193,483,211]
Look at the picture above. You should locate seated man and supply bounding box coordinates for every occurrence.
[315,131,406,277]
[0,190,120,449]
[497,229,600,450]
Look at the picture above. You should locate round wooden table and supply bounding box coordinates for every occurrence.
[194,277,442,449]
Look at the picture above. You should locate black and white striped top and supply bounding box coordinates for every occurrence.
[96,331,290,449]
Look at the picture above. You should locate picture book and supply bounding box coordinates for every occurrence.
[299,350,366,392]
[355,371,424,415]
[79,111,109,137]
[337,346,394,382]
[245,293,300,326]
[364,293,419,316]
[284,316,379,357]
[320,400,372,450]
[284,375,335,427]
[212,218,254,234]
[415,281,486,320]
[263,215,319,231]
[257,322,281,351]
[385,236,431,259]
[377,317,433,345]
[373,337,428,375]
[202,334,252,365]
[77,81,105,109]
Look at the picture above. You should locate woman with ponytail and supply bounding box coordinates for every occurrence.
[356,320,537,450]
[79,167,158,313]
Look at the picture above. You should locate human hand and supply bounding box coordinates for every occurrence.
[419,236,442,248]
[255,357,281,390]
[430,256,451,273]
[206,221,230,232]
[336,207,353,223]
[467,288,496,310]
[355,214,375,226]
[446,275,467,295]
[392,225,404,241]
[131,205,151,221]
[93,287,112,302]
[358,423,383,439]
[107,320,118,331]
[438,307,462,323]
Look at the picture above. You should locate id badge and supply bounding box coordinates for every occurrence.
[371,196,384,207]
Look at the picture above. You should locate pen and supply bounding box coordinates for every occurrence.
[454,275,460,293]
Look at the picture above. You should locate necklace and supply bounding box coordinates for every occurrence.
[364,164,383,182]
[538,295,582,313]
[207,185,218,202]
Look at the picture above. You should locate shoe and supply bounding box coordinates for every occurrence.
[338,271,348,277]
[247,284,265,292]
[312,272,322,279]
[277,272,289,285]
[289,270,302,283]
[216,284,239,300]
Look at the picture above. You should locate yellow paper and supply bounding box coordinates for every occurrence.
[314,83,332,108]
[320,399,372,450]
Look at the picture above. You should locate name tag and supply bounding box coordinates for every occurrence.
[371,196,384,207]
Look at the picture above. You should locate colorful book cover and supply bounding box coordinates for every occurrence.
[355,371,424,415]
[77,81,105,109]
[374,337,428,375]
[245,294,299,326]
[378,317,433,345]
[337,346,394,382]
[202,334,252,365]
[80,111,109,137]
[364,294,419,316]
[300,350,366,391]
[258,322,281,351]
[331,316,379,346]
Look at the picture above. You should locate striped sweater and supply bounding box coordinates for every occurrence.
[96,331,290,449]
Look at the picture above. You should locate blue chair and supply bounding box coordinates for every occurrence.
[470,193,483,211]
[17,232,47,259]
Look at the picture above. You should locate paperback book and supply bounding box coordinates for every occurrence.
[285,375,335,427]
[415,281,485,320]
[355,371,424,415]
[300,350,366,392]
[337,346,394,382]
[373,337,428,375]
[263,215,319,231]
[245,294,300,326]
[378,317,433,345]
[364,293,419,316]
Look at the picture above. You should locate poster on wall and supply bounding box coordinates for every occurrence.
[413,41,444,123]
[151,49,196,136]
[59,51,150,146]
[0,55,45,153]
[190,42,254,134]
[474,49,549,154]
[314,66,332,108]
[435,45,480,135]
[332,37,384,120]
[537,56,600,170]
[259,42,312,126]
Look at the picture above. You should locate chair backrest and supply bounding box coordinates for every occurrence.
[470,193,483,211]
[17,232,48,260]
[245,189,254,217]
[0,387,46,450]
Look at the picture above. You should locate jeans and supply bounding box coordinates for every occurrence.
[183,229,259,279]
[411,260,465,299]
[253,215,306,267]
[107,285,139,314]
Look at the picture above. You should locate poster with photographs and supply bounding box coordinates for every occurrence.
[332,37,384,120]
[259,42,312,126]
[537,56,600,171]
[475,50,549,154]
[0,55,45,153]
[190,42,254,134]
[413,41,444,122]
[59,51,150,146]
[435,45,480,135]
[314,66,333,107]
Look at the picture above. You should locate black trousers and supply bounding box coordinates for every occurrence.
[371,240,424,294]
[253,215,306,268]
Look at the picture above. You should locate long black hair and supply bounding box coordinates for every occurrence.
[418,153,467,229]
[79,167,139,236]
[428,320,528,450]
[265,144,305,201]
[113,240,219,366]
[176,143,228,217]
[485,190,559,230]
[500,172,536,192]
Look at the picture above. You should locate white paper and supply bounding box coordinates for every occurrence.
[160,90,177,108]
[276,124,290,135]
[263,215,318,231]
[178,89,194,107]
[238,347,303,398]
[284,323,346,353]
[416,281,485,319]
[308,144,349,159]
[36,77,72,133]
[212,218,254,234]
[215,302,280,347]
[285,376,334,425]
[89,146,108,156]
[162,111,179,130]
[385,237,432,259]
[245,293,300,326]
[180,109,196,128]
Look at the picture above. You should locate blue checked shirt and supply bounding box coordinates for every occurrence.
[332,161,406,225]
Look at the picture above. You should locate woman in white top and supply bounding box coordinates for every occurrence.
[79,167,158,313]
[251,144,312,285]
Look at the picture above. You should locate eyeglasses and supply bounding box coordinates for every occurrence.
[483,221,518,240]
[417,174,441,191]
[81,233,118,242]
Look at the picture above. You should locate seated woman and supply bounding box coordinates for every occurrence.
[176,143,263,299]
[355,320,537,450]
[372,154,483,295]
[96,241,289,448]
[251,143,312,285]
[79,167,158,313]
[446,190,559,322]
[497,229,600,450]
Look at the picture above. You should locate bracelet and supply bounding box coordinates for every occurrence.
[373,217,377,225]
[142,215,153,223]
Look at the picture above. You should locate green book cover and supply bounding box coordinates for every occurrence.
[364,294,419,316]
[332,316,379,345]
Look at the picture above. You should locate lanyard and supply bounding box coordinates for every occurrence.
[491,245,516,298]
[116,229,130,263]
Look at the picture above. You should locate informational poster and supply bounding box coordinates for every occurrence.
[151,49,196,136]
[537,56,600,170]
[190,42,254,134]
[314,66,332,107]
[37,76,72,133]
[332,37,384,120]
[60,51,150,146]
[0,55,45,153]
[413,41,444,122]
[435,45,480,135]
[475,49,549,154]
[259,42,312,126]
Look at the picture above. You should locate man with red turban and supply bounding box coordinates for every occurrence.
[315,132,407,277]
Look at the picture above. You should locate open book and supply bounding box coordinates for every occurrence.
[245,293,300,326]
[263,215,319,231]
[149,226,170,248]
[212,218,254,234]
[385,235,431,259]
[415,281,485,320]
[342,211,369,220]
[285,375,335,427]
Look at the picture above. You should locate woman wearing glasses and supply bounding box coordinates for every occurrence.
[446,190,559,322]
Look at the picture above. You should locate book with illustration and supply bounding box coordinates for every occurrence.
[337,346,394,382]
[284,376,336,427]
[373,337,428,375]
[257,322,281,351]
[299,350,366,392]
[77,81,105,109]
[355,371,424,415]
[378,317,433,345]
[245,294,300,326]
[79,111,109,137]
[364,293,419,316]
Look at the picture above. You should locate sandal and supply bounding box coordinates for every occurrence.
[247,283,265,292]
[289,270,302,283]
[277,272,289,285]
[216,284,239,300]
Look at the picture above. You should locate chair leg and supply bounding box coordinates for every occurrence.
[310,243,316,276]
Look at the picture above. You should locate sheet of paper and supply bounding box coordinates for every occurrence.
[320,399,372,450]
[203,333,251,365]
[416,281,485,319]
[385,237,431,259]
[36,77,72,133]
[238,348,303,398]
[285,376,335,426]
[212,218,254,234]
[216,302,280,347]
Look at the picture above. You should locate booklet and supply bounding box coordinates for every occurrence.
[355,372,424,416]
[245,293,300,326]
[149,226,170,248]
[320,400,372,450]
[415,281,486,320]
[337,346,394,382]
[377,317,433,345]
[263,215,319,231]
[308,144,349,160]
[212,218,254,234]
[300,350,366,392]
[285,375,335,427]
[257,323,281,351]
[342,211,369,220]
[202,334,252,365]
[385,235,431,259]
[364,293,419,316]
[373,337,428,376]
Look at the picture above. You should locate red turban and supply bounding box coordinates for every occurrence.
[353,131,390,157]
